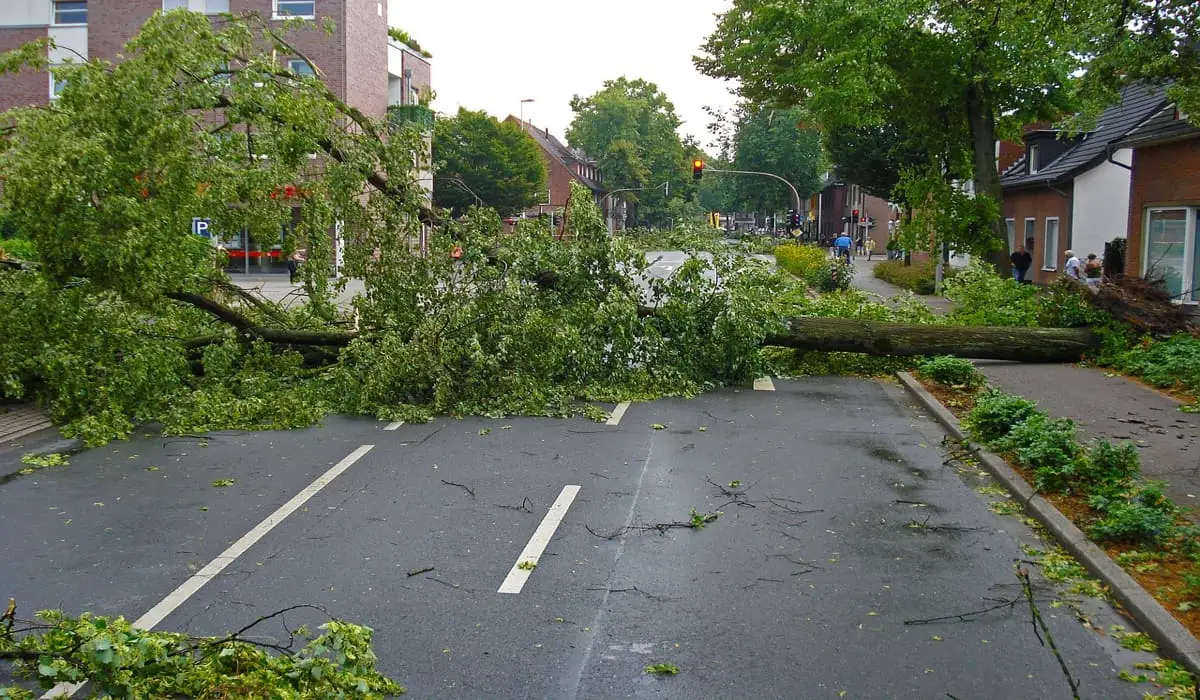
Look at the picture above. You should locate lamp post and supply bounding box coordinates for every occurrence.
[519,98,534,126]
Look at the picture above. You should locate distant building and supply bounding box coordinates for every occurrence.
[505,117,622,230]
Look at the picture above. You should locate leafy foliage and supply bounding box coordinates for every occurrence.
[963,390,1041,444]
[1089,482,1179,545]
[566,78,694,226]
[1109,334,1200,396]
[992,414,1086,492]
[873,260,954,296]
[433,108,547,216]
[916,356,983,388]
[0,238,36,261]
[1,608,402,698]
[713,105,824,212]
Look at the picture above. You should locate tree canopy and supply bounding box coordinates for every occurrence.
[566,77,694,226]
[723,106,824,213]
[695,0,1106,260]
[432,108,547,216]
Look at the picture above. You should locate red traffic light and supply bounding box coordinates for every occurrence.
[852,209,860,217]
[692,159,704,180]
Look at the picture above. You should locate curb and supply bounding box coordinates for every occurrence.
[896,371,1200,676]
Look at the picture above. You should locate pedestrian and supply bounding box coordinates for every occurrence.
[287,247,307,284]
[855,235,865,256]
[865,237,876,261]
[1010,245,1033,283]
[1084,253,1103,287]
[1063,249,1082,281]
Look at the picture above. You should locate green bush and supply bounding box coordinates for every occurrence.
[1089,482,1178,545]
[1112,334,1200,396]
[774,243,828,279]
[993,414,1086,491]
[0,237,37,261]
[964,389,1041,443]
[873,260,948,295]
[1080,439,1141,492]
[943,260,1042,326]
[916,356,983,388]
[1037,277,1109,327]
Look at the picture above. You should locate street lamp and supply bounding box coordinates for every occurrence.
[519,98,535,126]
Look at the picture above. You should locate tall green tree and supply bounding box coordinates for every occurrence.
[433,108,547,216]
[824,123,929,204]
[725,106,824,213]
[566,77,692,226]
[696,0,1104,261]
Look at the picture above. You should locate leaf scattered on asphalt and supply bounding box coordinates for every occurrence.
[517,560,537,570]
[644,662,679,675]
[211,479,234,487]
[650,423,666,430]
[479,428,491,435]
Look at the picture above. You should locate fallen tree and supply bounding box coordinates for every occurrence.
[0,12,1116,449]
[762,317,1100,362]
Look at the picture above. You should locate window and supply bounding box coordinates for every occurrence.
[1142,207,1200,302]
[163,0,188,9]
[1005,218,1016,252]
[1028,144,1040,174]
[274,0,315,18]
[50,73,67,99]
[288,59,315,76]
[54,1,87,25]
[164,0,228,12]
[1024,218,1036,252]
[206,0,229,11]
[1043,217,1059,270]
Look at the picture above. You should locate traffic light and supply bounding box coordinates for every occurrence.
[692,159,704,180]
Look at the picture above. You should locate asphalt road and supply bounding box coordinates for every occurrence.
[0,377,1158,699]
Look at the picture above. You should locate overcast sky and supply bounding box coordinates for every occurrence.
[387,0,738,152]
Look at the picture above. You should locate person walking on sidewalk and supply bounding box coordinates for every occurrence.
[287,247,307,284]
[1084,253,1103,287]
[834,233,853,262]
[1010,245,1033,283]
[865,237,876,260]
[1064,250,1083,281]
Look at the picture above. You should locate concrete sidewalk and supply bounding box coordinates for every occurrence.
[850,262,1200,521]
[850,257,953,314]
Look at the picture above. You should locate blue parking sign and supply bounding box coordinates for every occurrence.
[192,217,212,238]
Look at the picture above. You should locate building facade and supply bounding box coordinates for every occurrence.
[0,0,431,272]
[999,84,1166,284]
[506,117,620,229]
[1118,105,1200,307]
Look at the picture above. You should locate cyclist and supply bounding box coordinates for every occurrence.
[834,232,853,262]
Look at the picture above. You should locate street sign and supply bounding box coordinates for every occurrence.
[191,217,212,238]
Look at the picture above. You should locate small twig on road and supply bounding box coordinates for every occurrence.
[766,497,824,515]
[589,471,610,479]
[1019,567,1081,700]
[497,496,534,513]
[440,479,475,499]
[411,425,445,446]
[765,553,824,569]
[407,567,434,577]
[903,598,1021,625]
[894,499,929,506]
[588,585,672,602]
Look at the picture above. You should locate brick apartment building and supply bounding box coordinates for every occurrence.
[0,0,432,271]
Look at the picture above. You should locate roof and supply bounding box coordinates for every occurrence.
[509,117,606,193]
[1000,83,1170,189]
[1115,104,1200,149]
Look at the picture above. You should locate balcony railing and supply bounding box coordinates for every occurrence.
[388,104,434,132]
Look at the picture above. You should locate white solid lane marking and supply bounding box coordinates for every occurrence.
[605,401,631,426]
[497,485,581,594]
[384,421,404,431]
[754,377,776,391]
[41,444,377,699]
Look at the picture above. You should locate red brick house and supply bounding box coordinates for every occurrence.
[505,117,619,229]
[999,84,1168,284]
[816,177,894,251]
[1116,103,1200,306]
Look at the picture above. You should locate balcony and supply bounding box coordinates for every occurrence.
[388,104,434,133]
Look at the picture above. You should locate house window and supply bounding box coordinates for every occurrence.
[1005,218,1016,253]
[163,0,188,9]
[1043,217,1059,270]
[54,1,87,25]
[274,0,315,18]
[49,73,67,99]
[288,59,315,76]
[1024,218,1036,253]
[1028,144,1040,174]
[1142,207,1199,302]
[206,0,229,11]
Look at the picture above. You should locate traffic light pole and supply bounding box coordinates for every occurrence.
[704,168,803,213]
[600,182,669,237]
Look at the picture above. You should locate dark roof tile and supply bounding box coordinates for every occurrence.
[1000,83,1169,189]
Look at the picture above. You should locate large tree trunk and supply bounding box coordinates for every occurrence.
[966,79,1010,277]
[762,317,1098,363]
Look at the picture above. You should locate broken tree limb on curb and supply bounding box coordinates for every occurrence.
[761,317,1100,362]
